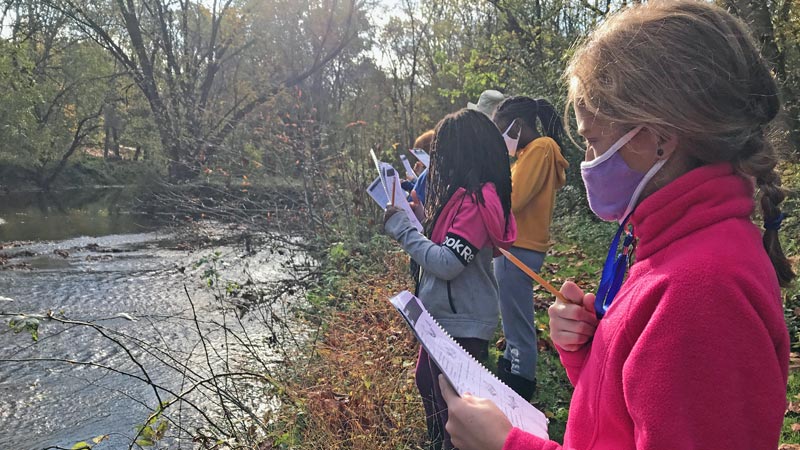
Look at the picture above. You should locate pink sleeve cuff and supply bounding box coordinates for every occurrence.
[554,343,590,386]
[502,427,561,450]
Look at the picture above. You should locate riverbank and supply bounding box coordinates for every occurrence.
[0,158,162,193]
[266,216,613,447]
[273,248,427,448]
[268,161,800,448]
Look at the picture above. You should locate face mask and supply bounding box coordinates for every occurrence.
[580,126,669,223]
[502,120,520,157]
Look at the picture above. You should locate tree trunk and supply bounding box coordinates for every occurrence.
[112,129,121,159]
[103,127,111,159]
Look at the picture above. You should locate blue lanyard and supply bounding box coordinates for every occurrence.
[595,213,635,319]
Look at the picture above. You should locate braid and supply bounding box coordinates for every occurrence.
[735,136,796,287]
[424,120,460,237]
[731,19,794,287]
[534,99,565,149]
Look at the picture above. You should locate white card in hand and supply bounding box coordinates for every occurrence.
[367,177,389,210]
[366,169,423,232]
[400,154,415,179]
[410,148,430,167]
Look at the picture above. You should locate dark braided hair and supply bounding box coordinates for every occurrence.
[423,109,513,238]
[494,96,565,149]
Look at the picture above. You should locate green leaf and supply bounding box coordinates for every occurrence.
[71,442,91,449]
[9,315,40,341]
[139,424,154,439]
[135,438,154,447]
[155,420,169,438]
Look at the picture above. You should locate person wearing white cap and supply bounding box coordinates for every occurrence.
[467,90,506,118]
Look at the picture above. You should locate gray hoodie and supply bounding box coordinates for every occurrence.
[384,185,516,340]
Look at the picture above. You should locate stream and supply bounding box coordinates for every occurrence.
[0,188,311,449]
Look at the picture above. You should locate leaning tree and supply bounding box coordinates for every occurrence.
[39,0,365,180]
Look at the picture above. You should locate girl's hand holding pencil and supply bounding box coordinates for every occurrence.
[548,281,599,352]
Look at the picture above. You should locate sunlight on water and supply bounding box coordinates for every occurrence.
[0,206,311,447]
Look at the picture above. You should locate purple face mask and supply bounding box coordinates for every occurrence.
[580,126,668,223]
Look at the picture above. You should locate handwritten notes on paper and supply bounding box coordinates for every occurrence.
[389,291,549,439]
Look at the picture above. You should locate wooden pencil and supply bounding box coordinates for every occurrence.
[391,177,396,206]
[497,247,575,304]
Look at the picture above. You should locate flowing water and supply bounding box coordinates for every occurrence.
[0,188,310,449]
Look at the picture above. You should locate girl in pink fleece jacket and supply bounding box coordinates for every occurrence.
[439,2,795,450]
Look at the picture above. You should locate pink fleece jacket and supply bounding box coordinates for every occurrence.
[504,163,789,450]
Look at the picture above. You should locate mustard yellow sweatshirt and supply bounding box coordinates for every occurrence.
[510,137,568,252]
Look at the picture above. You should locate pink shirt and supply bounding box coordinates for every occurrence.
[430,182,517,254]
[504,163,789,450]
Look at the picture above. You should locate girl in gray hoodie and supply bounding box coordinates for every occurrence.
[384,108,517,450]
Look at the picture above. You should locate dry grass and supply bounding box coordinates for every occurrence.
[272,251,428,449]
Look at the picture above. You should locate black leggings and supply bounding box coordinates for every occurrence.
[414,337,488,450]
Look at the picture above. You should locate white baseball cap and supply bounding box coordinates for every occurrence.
[467,90,506,117]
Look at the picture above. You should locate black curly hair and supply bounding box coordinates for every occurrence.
[423,108,513,237]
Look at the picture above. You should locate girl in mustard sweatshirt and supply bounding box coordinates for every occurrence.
[491,97,569,400]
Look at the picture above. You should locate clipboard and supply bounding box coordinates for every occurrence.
[400,154,415,179]
[388,291,549,438]
[409,148,430,167]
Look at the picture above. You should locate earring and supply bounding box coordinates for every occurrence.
[656,148,664,157]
